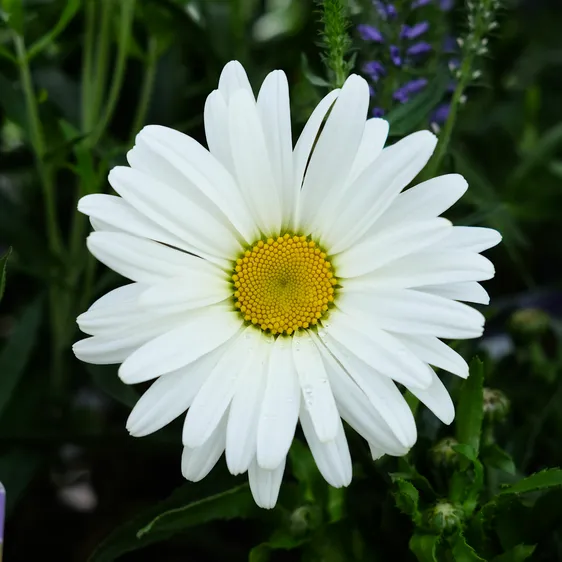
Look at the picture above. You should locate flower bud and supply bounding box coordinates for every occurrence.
[509,308,550,338]
[430,437,459,468]
[483,387,510,422]
[424,500,463,533]
[290,505,322,535]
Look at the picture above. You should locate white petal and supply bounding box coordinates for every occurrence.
[370,174,468,234]
[435,226,502,253]
[318,332,417,448]
[182,414,227,482]
[87,231,221,285]
[325,131,438,253]
[348,118,389,184]
[218,60,253,100]
[292,89,339,203]
[325,310,432,389]
[350,250,495,289]
[182,326,259,448]
[248,457,285,509]
[297,75,369,232]
[419,282,490,305]
[334,219,451,277]
[229,89,282,234]
[126,346,227,436]
[406,368,455,425]
[397,333,469,378]
[78,283,147,335]
[337,288,485,339]
[312,335,409,456]
[300,406,352,488]
[73,312,189,364]
[292,330,339,442]
[226,334,269,475]
[204,90,234,173]
[257,336,300,470]
[108,166,239,262]
[78,195,200,255]
[119,307,242,384]
[257,70,294,225]
[369,444,385,461]
[139,274,230,314]
[131,126,258,244]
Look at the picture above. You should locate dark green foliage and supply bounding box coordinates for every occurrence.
[0,1,562,561]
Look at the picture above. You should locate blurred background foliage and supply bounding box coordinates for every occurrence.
[0,0,562,560]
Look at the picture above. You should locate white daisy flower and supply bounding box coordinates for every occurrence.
[73,61,500,509]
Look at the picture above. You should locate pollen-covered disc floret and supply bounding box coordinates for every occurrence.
[232,234,337,335]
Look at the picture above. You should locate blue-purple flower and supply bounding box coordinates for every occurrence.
[357,24,384,43]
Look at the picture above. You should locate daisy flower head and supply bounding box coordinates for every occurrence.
[73,61,501,509]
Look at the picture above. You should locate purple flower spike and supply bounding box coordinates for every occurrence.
[390,45,402,66]
[372,107,385,118]
[373,1,388,20]
[393,78,428,103]
[440,0,454,11]
[443,35,457,53]
[431,103,450,124]
[362,60,386,81]
[407,41,432,56]
[401,21,430,40]
[386,4,398,18]
[411,0,432,7]
[357,24,384,43]
[368,84,376,98]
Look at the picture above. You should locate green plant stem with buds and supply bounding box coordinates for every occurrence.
[424,0,499,178]
[317,0,353,88]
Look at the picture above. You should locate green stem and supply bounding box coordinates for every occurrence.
[91,0,112,126]
[128,35,159,145]
[13,35,63,258]
[90,0,136,146]
[14,33,67,404]
[81,0,96,132]
[424,52,474,179]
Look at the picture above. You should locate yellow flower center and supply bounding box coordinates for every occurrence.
[232,234,337,335]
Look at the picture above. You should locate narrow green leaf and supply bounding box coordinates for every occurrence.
[0,298,43,416]
[409,533,440,562]
[497,468,562,496]
[491,544,536,562]
[451,531,485,561]
[386,67,449,136]
[249,544,271,562]
[0,247,12,304]
[27,0,81,61]
[137,484,255,538]
[483,444,516,475]
[393,478,422,525]
[87,364,139,408]
[301,53,331,88]
[456,357,484,455]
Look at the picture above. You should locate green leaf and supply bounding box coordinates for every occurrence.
[451,531,485,561]
[0,246,12,304]
[137,484,255,538]
[27,0,81,61]
[0,298,43,416]
[491,545,536,562]
[386,67,449,136]
[456,358,484,455]
[87,364,139,408]
[393,478,421,525]
[301,53,331,88]
[497,469,562,497]
[482,444,516,475]
[409,533,440,562]
[289,439,325,503]
[450,444,484,513]
[89,474,257,562]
